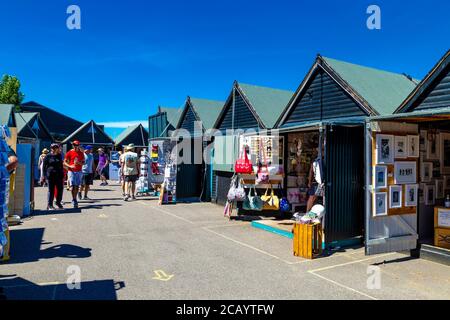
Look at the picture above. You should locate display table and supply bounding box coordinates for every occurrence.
[434,207,450,249]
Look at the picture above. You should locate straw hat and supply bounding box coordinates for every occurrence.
[42,148,49,154]
[125,144,135,151]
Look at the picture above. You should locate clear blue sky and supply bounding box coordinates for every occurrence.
[1,0,449,129]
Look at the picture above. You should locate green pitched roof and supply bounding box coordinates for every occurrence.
[159,106,183,128]
[189,97,224,129]
[16,112,38,133]
[238,83,294,128]
[322,57,418,116]
[114,124,139,145]
[0,104,15,126]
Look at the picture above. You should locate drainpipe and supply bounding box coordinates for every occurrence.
[364,121,372,255]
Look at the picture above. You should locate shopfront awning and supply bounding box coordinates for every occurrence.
[368,106,450,123]
[277,116,366,133]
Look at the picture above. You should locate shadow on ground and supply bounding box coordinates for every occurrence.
[0,276,125,300]
[5,228,92,264]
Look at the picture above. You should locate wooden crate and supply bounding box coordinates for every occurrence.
[293,223,323,259]
[434,228,450,250]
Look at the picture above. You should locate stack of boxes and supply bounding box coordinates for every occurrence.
[0,126,11,261]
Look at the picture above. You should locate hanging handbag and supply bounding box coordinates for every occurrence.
[234,179,247,202]
[280,198,291,212]
[235,145,253,174]
[256,139,270,184]
[227,176,237,201]
[243,187,264,211]
[261,186,280,211]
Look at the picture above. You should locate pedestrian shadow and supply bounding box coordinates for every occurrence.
[0,276,125,300]
[4,228,92,265]
[81,204,122,210]
[32,208,83,216]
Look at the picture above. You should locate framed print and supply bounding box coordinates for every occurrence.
[419,183,425,204]
[425,184,436,206]
[440,133,450,174]
[405,184,418,207]
[444,176,450,190]
[426,132,440,160]
[407,135,420,158]
[389,185,402,209]
[394,136,407,158]
[373,192,388,217]
[374,165,387,189]
[421,162,433,183]
[420,130,427,152]
[394,161,417,184]
[375,134,394,164]
[435,179,445,199]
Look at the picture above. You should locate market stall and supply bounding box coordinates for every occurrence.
[364,50,450,259]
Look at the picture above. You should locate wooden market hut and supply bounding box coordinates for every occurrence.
[115,124,149,151]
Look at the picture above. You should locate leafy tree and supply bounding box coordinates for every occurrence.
[0,75,25,111]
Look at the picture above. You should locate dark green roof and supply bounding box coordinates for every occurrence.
[159,106,183,128]
[16,112,37,133]
[115,124,149,147]
[62,120,115,145]
[322,57,418,116]
[0,104,15,126]
[16,112,53,140]
[188,97,224,129]
[238,83,294,128]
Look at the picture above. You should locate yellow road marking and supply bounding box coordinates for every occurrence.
[152,270,174,282]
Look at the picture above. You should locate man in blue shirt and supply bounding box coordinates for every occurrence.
[79,145,95,200]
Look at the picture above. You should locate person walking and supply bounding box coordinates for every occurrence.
[96,148,110,186]
[64,141,85,208]
[43,144,64,210]
[79,145,95,200]
[38,148,49,187]
[121,144,140,201]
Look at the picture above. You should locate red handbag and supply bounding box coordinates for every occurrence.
[235,145,253,174]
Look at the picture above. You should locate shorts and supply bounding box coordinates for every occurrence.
[82,173,94,186]
[68,171,83,187]
[308,183,324,197]
[124,175,138,183]
[100,165,109,177]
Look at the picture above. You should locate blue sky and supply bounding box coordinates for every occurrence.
[0,0,449,137]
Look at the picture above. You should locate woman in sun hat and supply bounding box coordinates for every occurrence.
[39,148,50,187]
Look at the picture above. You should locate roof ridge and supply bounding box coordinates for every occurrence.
[238,82,294,93]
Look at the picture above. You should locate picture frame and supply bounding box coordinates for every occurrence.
[394,136,407,159]
[394,161,417,184]
[435,179,445,199]
[373,165,388,189]
[375,134,394,164]
[389,185,403,209]
[425,184,436,206]
[440,133,450,174]
[405,184,418,207]
[373,192,388,217]
[407,135,420,158]
[421,162,433,183]
[426,132,440,160]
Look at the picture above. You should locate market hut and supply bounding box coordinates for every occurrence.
[62,120,115,153]
[174,97,224,202]
[364,50,450,262]
[212,81,294,205]
[115,124,149,152]
[20,101,83,142]
[148,106,183,139]
[275,54,418,249]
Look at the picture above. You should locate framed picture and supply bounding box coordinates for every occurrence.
[426,132,440,160]
[389,185,402,209]
[421,162,433,183]
[419,183,425,204]
[394,161,417,184]
[444,176,450,190]
[440,133,450,174]
[436,179,445,199]
[394,136,407,158]
[405,184,418,207]
[425,184,436,206]
[373,165,388,189]
[407,135,420,158]
[373,192,388,217]
[376,134,394,164]
[420,130,427,152]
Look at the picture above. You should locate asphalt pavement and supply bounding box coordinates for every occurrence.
[1,181,449,300]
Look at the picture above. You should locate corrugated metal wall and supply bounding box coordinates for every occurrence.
[325,126,364,243]
[149,112,168,139]
[217,90,260,131]
[212,171,234,205]
[283,69,367,126]
[176,138,203,201]
[180,105,200,133]
[415,65,450,111]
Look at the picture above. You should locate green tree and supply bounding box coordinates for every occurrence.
[0,75,25,111]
